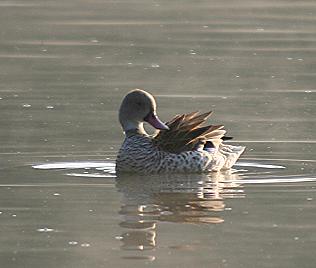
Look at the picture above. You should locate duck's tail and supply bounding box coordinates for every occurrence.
[154,111,226,154]
[208,144,246,171]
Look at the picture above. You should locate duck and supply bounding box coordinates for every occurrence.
[116,89,245,174]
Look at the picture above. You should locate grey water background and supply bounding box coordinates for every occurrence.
[1,0,316,267]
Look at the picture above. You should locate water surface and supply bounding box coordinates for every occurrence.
[1,0,316,267]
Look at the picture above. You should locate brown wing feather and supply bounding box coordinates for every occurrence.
[153,111,226,153]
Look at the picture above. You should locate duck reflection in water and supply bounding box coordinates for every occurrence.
[115,170,244,253]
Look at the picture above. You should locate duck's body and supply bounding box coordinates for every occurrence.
[117,133,210,174]
[117,133,244,174]
[116,89,245,174]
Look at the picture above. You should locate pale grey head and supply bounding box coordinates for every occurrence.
[119,89,169,134]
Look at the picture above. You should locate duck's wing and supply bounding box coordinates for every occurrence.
[153,111,227,153]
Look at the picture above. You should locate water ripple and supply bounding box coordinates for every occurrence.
[226,177,316,185]
[32,161,115,170]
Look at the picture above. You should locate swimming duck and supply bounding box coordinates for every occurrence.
[116,89,245,174]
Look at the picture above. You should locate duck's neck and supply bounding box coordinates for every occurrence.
[123,122,147,137]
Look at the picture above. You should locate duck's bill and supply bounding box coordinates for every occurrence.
[144,112,169,130]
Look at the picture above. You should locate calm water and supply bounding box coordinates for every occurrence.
[1,0,316,267]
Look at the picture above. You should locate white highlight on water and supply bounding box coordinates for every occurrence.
[235,162,285,169]
[37,227,54,232]
[66,173,116,178]
[226,177,316,185]
[32,162,115,170]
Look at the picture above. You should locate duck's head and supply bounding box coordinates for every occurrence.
[119,89,169,133]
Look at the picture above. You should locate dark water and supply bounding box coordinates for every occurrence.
[1,0,316,267]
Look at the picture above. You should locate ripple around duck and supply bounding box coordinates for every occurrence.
[33,159,286,171]
[226,177,316,184]
[234,162,285,169]
[32,161,115,170]
[32,161,117,178]
[31,158,316,185]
